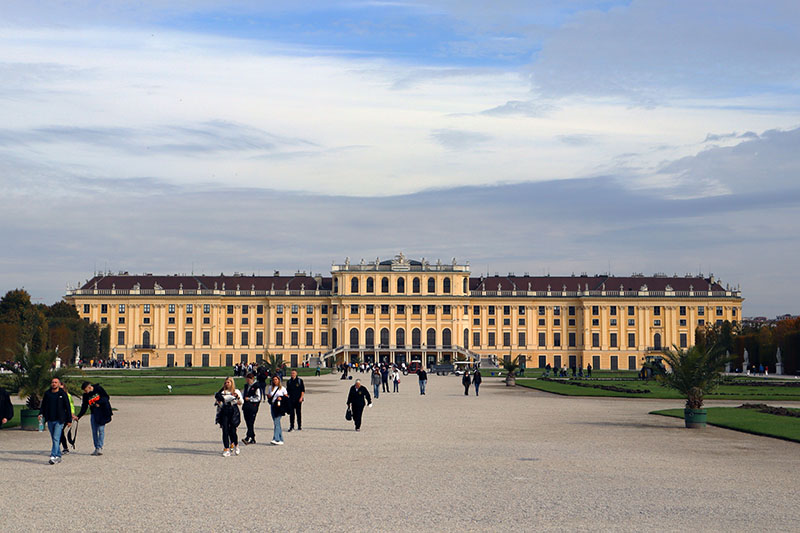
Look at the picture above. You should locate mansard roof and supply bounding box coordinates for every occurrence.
[80,274,331,291]
[470,275,726,292]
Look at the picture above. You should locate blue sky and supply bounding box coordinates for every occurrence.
[0,0,799,316]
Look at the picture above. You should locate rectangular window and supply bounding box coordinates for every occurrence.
[503,332,511,347]
[292,305,299,314]
[332,305,337,315]
[653,306,661,316]
[118,317,125,324]
[538,355,547,369]
[381,304,390,315]
[538,318,545,326]
[119,304,126,313]
[306,318,313,325]
[321,331,328,346]
[350,305,359,314]
[716,306,723,316]
[488,332,496,346]
[443,305,451,315]
[186,304,193,314]
[733,308,737,317]
[473,305,480,315]
[679,319,687,327]
[609,306,616,316]
[241,331,248,346]
[204,304,210,313]
[628,355,637,371]
[538,306,545,316]
[117,331,125,345]
[503,305,510,316]
[610,355,618,371]
[473,332,480,347]
[610,318,617,326]
[276,331,284,346]
[320,304,327,314]
[291,318,298,325]
[291,332,298,346]
[185,331,192,346]
[592,355,601,370]
[276,317,283,325]
[202,331,210,346]
[256,317,263,325]
[226,317,233,325]
[628,306,635,315]
[610,333,617,348]
[680,333,688,348]
[143,317,150,325]
[569,318,575,326]
[538,332,546,347]
[412,305,420,315]
[628,333,636,348]
[100,317,107,324]
[168,317,175,325]
[679,306,686,316]
[242,305,249,314]
[518,332,526,347]
[143,304,150,313]
[306,305,313,314]
[553,319,560,326]
[568,306,575,316]
[551,306,560,316]
[519,318,525,326]
[592,305,599,316]
[518,306,525,315]
[256,331,263,346]
[698,306,704,316]
[227,305,233,314]
[101,304,108,313]
[257,304,264,314]
[276,305,284,314]
[488,318,495,326]
[306,331,313,346]
[592,332,600,348]
[366,305,375,315]
[167,331,175,345]
[242,317,249,325]
[321,317,328,325]
[628,319,635,326]
[592,319,599,326]
[553,332,561,347]
[654,319,661,326]
[488,306,495,315]
[226,332,234,346]
[569,332,576,347]
[397,304,405,315]
[473,318,480,326]
[427,305,436,315]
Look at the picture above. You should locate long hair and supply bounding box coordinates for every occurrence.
[270,375,282,391]
[223,376,236,393]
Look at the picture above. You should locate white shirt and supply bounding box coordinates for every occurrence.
[268,385,287,403]
[219,388,243,406]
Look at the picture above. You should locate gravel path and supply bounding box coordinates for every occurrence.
[1,373,798,532]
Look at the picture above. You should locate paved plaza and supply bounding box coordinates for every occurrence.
[1,373,798,532]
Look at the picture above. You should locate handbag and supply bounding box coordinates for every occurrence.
[345,408,352,421]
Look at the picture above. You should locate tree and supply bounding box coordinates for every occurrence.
[47,300,79,320]
[658,344,731,409]
[1,347,75,409]
[0,289,31,324]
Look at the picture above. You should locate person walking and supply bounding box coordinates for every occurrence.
[241,373,261,445]
[38,378,72,464]
[0,386,13,429]
[76,381,112,456]
[462,371,471,396]
[417,367,428,395]
[346,379,372,431]
[59,381,76,454]
[391,367,400,392]
[315,363,321,376]
[380,366,390,393]
[267,375,288,445]
[587,363,592,378]
[370,368,382,399]
[473,369,482,396]
[286,369,305,432]
[214,377,243,456]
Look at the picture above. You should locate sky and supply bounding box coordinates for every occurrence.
[1,1,799,317]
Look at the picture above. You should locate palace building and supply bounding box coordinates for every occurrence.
[65,254,743,370]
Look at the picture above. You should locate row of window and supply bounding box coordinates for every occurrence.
[343,276,464,294]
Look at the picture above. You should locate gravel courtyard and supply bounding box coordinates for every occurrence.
[1,373,798,532]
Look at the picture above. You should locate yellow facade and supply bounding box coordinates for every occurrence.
[66,255,743,370]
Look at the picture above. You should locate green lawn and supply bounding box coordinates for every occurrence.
[651,407,800,443]
[71,367,330,377]
[517,378,800,401]
[1,404,24,429]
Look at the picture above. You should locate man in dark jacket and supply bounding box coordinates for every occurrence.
[286,369,305,432]
[473,369,482,396]
[38,378,72,464]
[346,379,372,431]
[417,368,427,395]
[380,366,389,393]
[462,371,471,395]
[242,373,261,444]
[0,386,13,428]
[77,382,112,456]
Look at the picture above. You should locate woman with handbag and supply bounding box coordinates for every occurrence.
[214,377,243,457]
[267,375,288,445]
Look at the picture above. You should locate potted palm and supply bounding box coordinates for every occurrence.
[502,356,520,387]
[1,347,74,430]
[657,344,730,428]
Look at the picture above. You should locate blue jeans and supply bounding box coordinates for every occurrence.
[91,412,105,450]
[272,415,283,442]
[474,383,480,396]
[419,380,427,394]
[47,421,64,458]
[373,384,380,399]
[393,381,399,392]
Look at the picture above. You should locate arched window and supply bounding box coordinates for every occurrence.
[365,328,375,347]
[397,277,405,293]
[349,328,359,347]
[332,328,338,348]
[351,277,359,293]
[443,277,451,294]
[412,277,420,293]
[427,277,436,293]
[463,278,468,294]
[442,328,451,348]
[333,278,339,294]
[380,328,389,347]
[412,328,421,348]
[366,277,374,293]
[654,333,662,350]
[463,328,469,348]
[381,277,389,293]
[143,330,150,346]
[396,328,406,348]
[426,328,436,347]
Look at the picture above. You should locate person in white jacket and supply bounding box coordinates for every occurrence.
[214,377,243,457]
[391,367,401,392]
[267,376,288,445]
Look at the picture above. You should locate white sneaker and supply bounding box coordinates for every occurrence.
[234,446,240,455]
[48,456,55,465]
[222,449,231,457]
[270,440,279,445]
[275,441,284,446]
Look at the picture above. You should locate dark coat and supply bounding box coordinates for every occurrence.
[462,373,471,386]
[78,384,113,425]
[473,371,482,385]
[215,389,241,427]
[39,388,72,424]
[347,384,372,410]
[0,387,13,426]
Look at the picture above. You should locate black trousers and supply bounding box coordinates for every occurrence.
[243,405,258,440]
[381,380,389,392]
[464,384,470,395]
[219,411,238,448]
[351,405,364,429]
[289,401,302,429]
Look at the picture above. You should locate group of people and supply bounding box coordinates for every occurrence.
[77,359,142,369]
[543,363,593,378]
[36,378,113,464]
[214,369,305,456]
[369,364,402,398]
[461,369,482,396]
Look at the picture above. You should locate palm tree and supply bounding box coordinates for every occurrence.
[1,346,75,409]
[501,355,521,386]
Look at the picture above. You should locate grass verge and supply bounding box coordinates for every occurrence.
[650,407,800,443]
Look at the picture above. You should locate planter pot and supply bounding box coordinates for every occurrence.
[684,408,707,428]
[506,375,516,387]
[20,408,40,431]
